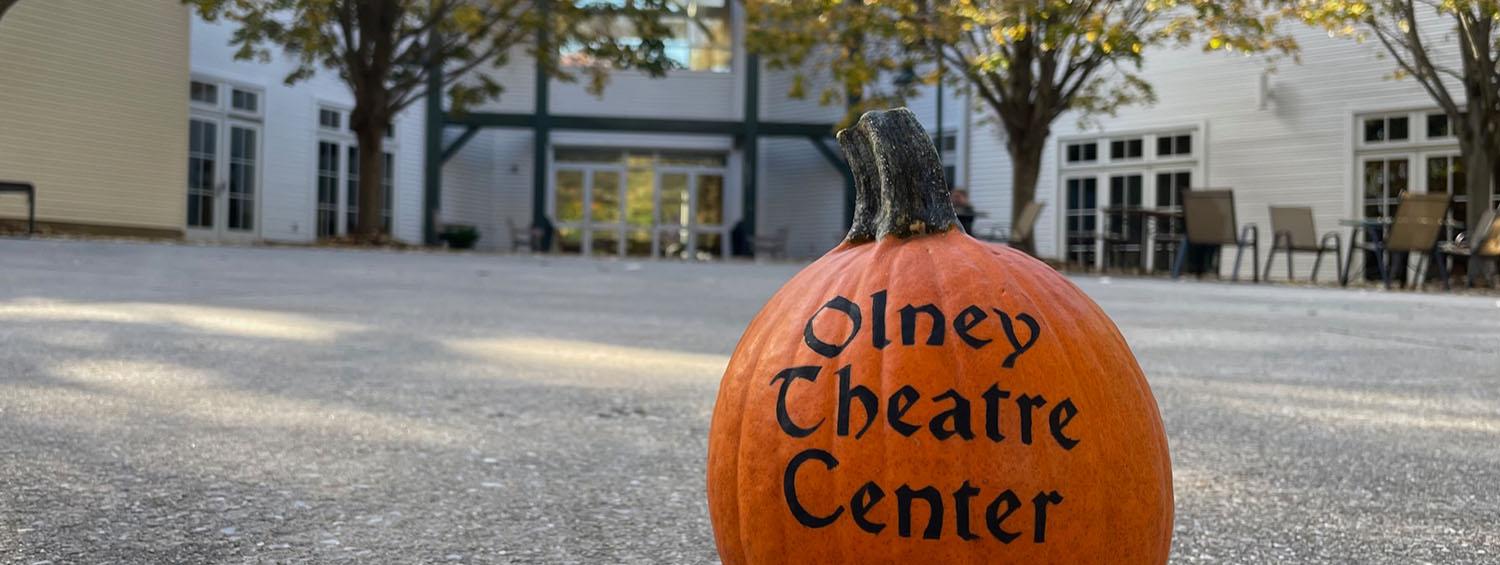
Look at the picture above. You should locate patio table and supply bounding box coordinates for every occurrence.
[1095,206,1183,273]
[1338,217,1466,286]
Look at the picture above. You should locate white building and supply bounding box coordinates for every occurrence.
[961,15,1495,280]
[179,6,1492,275]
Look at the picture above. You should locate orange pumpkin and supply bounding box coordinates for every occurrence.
[706,109,1172,564]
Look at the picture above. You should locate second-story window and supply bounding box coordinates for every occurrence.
[562,0,731,73]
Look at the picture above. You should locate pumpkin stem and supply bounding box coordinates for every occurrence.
[836,123,881,243]
[837,108,960,241]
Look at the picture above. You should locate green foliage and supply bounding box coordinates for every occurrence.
[185,0,676,117]
[185,0,678,237]
[439,223,481,249]
[745,1,1298,129]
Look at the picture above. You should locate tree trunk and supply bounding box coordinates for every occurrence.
[1005,128,1047,257]
[1461,130,1496,285]
[353,120,388,241]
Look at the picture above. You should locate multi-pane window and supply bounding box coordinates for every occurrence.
[1061,128,1200,270]
[1065,142,1098,163]
[346,147,361,232]
[1155,171,1192,210]
[190,81,218,105]
[1363,115,1409,143]
[1363,157,1410,220]
[663,0,731,72]
[187,119,217,228]
[1427,113,1451,139]
[382,153,395,231]
[1427,154,1467,239]
[1153,171,1192,265]
[319,109,342,130]
[230,89,259,113]
[1110,138,1144,160]
[564,0,730,73]
[319,107,394,236]
[227,126,256,231]
[317,142,341,237]
[1065,177,1098,266]
[1108,174,1145,265]
[1156,134,1191,157]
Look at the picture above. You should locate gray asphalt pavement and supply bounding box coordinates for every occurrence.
[0,239,1496,563]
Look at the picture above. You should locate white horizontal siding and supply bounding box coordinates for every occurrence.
[191,16,427,244]
[0,1,189,231]
[981,14,1469,277]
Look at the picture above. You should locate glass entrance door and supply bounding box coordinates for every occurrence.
[553,165,627,255]
[655,169,726,259]
[186,114,258,241]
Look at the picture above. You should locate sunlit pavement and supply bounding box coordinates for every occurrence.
[0,239,1496,563]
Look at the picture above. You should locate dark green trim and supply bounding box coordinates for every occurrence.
[444,112,832,138]
[422,23,445,246]
[807,136,855,229]
[441,125,481,163]
[734,52,761,255]
[530,0,553,251]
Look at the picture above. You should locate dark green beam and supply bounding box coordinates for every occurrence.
[444,112,834,138]
[530,0,553,251]
[440,125,481,164]
[807,136,855,229]
[422,19,444,246]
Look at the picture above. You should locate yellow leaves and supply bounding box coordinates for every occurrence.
[452,4,486,35]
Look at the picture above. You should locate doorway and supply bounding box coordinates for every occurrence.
[551,149,729,258]
[186,114,259,242]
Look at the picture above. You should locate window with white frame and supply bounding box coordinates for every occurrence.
[230,88,259,114]
[187,77,263,235]
[1109,137,1144,161]
[1064,177,1098,266]
[562,0,731,73]
[1156,133,1191,157]
[1362,114,1410,144]
[316,106,393,237]
[190,80,219,106]
[1059,127,1201,270]
[1065,141,1098,164]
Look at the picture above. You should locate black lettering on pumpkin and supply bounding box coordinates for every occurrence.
[870,290,890,349]
[895,484,944,540]
[783,449,844,528]
[929,389,975,441]
[953,306,992,348]
[994,309,1041,368]
[837,364,878,439]
[951,481,982,541]
[1031,490,1064,543]
[985,489,1023,543]
[770,366,824,438]
[886,385,921,437]
[804,296,861,358]
[1016,394,1047,445]
[982,384,1010,442]
[850,481,887,534]
[899,304,945,346]
[1049,398,1081,450]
